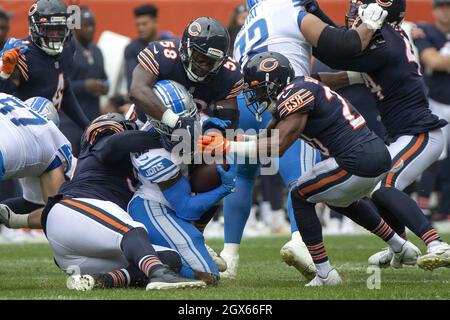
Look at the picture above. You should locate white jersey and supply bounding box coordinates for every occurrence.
[234,0,311,77]
[0,93,72,182]
[132,148,186,209]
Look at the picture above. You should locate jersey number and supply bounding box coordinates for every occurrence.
[160,41,178,59]
[235,18,269,65]
[0,97,47,126]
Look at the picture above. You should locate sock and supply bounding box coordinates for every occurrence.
[421,229,442,250]
[287,188,299,234]
[316,261,333,278]
[427,240,442,252]
[104,269,130,288]
[223,175,254,244]
[373,199,407,236]
[291,191,328,264]
[372,188,442,246]
[291,231,302,240]
[222,243,240,256]
[120,227,164,278]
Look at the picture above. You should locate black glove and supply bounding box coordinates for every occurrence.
[300,0,319,13]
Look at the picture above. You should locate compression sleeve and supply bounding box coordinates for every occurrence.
[317,26,363,58]
[162,176,230,221]
[92,131,162,165]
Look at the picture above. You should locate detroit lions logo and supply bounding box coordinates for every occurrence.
[188,22,202,37]
[259,58,278,72]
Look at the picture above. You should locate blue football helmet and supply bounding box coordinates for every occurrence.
[24,96,60,127]
[148,80,198,137]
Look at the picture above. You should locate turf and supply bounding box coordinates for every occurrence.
[0,234,449,300]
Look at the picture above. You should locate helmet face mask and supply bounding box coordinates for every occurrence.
[243,80,279,117]
[180,17,230,83]
[29,0,72,56]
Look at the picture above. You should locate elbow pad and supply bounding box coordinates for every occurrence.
[317,26,362,58]
[213,108,240,130]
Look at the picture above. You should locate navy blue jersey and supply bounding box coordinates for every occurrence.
[275,76,377,160]
[313,24,447,141]
[59,138,134,211]
[413,23,450,105]
[2,37,89,129]
[138,39,244,111]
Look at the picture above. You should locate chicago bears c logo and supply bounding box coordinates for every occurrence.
[29,3,38,16]
[188,22,202,37]
[259,58,278,72]
[376,0,393,7]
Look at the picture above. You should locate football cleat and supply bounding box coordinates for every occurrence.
[219,251,239,279]
[417,242,450,271]
[146,267,206,290]
[368,247,393,268]
[280,238,317,281]
[0,204,13,227]
[67,275,95,291]
[390,241,421,268]
[206,244,227,272]
[305,269,343,287]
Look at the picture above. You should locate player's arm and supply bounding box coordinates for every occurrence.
[158,166,236,222]
[61,79,90,129]
[92,130,162,165]
[412,27,450,72]
[299,3,387,58]
[213,98,240,130]
[312,71,365,90]
[39,166,66,204]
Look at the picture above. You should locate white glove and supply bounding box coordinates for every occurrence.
[358,3,388,30]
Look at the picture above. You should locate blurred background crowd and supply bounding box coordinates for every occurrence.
[0,0,449,242]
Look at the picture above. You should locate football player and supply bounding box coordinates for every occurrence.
[16,113,206,291]
[129,80,237,286]
[0,0,89,130]
[0,94,72,231]
[198,52,422,286]
[310,0,450,270]
[219,0,389,280]
[129,17,243,143]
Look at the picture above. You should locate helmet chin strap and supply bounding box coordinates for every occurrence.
[39,39,64,56]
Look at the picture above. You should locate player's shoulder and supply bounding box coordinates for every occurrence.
[132,148,180,183]
[139,38,181,76]
[276,76,317,118]
[213,57,243,100]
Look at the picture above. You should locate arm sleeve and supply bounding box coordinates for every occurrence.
[92,131,162,165]
[162,176,229,221]
[316,26,363,58]
[62,78,90,129]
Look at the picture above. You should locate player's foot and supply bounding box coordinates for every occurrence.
[280,238,316,281]
[67,275,95,291]
[305,269,342,287]
[219,250,239,279]
[0,204,12,227]
[146,267,206,290]
[368,247,393,268]
[417,242,450,271]
[206,244,227,272]
[390,241,421,268]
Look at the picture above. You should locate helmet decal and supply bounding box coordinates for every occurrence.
[259,58,279,72]
[376,0,393,7]
[188,21,202,37]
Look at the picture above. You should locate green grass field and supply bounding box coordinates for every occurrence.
[0,234,449,300]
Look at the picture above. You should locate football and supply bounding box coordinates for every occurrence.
[189,163,230,193]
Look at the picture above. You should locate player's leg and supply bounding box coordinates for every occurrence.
[44,197,205,291]
[277,140,319,281]
[370,130,450,269]
[129,196,219,286]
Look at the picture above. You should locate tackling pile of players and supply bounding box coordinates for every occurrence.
[0,0,448,291]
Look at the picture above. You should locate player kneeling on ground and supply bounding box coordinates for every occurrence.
[128,80,236,286]
[198,52,421,286]
[40,113,205,291]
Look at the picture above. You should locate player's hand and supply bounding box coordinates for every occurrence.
[0,38,29,56]
[202,117,231,133]
[1,48,21,79]
[197,132,231,156]
[0,204,14,228]
[358,3,388,30]
[300,0,319,13]
[217,164,237,193]
[85,79,109,96]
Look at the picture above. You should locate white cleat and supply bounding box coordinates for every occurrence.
[368,247,393,268]
[417,242,450,271]
[305,269,342,287]
[0,204,13,227]
[206,244,227,272]
[280,238,316,281]
[67,275,95,291]
[390,241,421,268]
[219,251,239,279]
